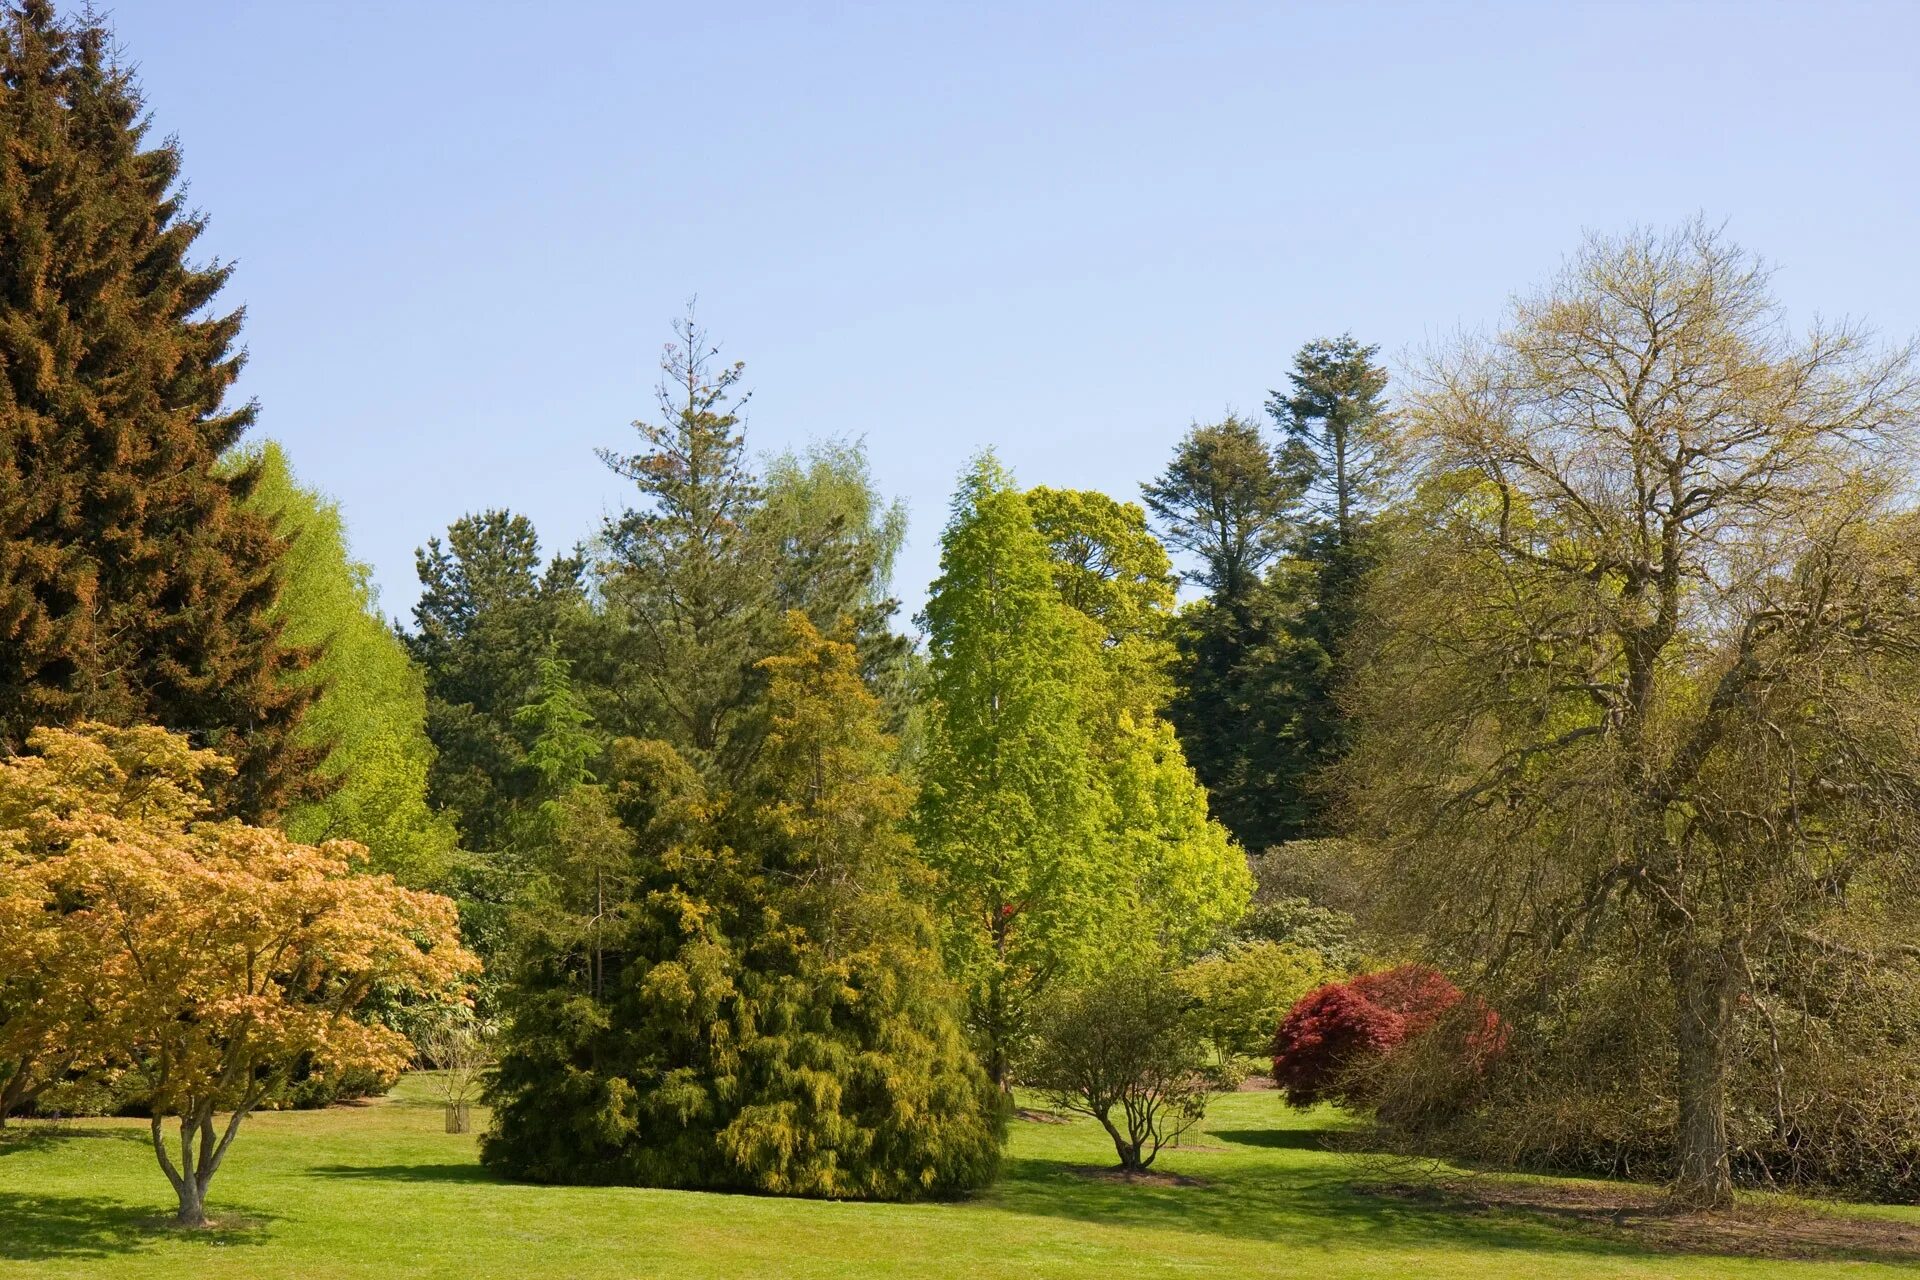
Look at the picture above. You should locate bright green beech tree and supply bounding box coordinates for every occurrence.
[242,443,455,884]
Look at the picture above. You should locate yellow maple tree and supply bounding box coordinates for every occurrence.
[0,724,477,1226]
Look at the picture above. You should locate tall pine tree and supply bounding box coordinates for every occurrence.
[1263,336,1398,829]
[1144,420,1303,850]
[592,311,773,770]
[0,3,312,818]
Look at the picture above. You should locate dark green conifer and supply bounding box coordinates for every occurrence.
[0,2,312,817]
[483,615,1001,1197]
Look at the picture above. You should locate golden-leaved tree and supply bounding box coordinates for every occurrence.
[0,724,475,1226]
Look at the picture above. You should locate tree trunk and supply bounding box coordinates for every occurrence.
[1670,943,1738,1209]
[173,1176,208,1229]
[446,1102,471,1134]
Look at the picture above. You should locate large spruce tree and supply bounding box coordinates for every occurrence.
[0,2,312,818]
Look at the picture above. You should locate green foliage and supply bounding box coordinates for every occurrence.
[920,463,1249,1084]
[1178,941,1339,1071]
[484,615,1001,1198]
[407,510,584,856]
[1239,897,1361,970]
[758,441,915,723]
[1150,344,1397,851]
[0,3,316,821]
[241,443,455,885]
[1026,964,1222,1171]
[592,313,774,769]
[1098,716,1252,959]
[1140,416,1297,601]
[1162,589,1315,851]
[916,458,1108,1086]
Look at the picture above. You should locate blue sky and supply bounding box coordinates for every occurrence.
[105,1,1920,625]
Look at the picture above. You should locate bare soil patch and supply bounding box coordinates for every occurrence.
[1014,1108,1072,1125]
[1369,1177,1920,1263]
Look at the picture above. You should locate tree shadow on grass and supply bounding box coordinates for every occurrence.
[1209,1126,1340,1152]
[988,1153,1666,1264]
[0,1192,271,1262]
[308,1161,501,1185]
[0,1124,150,1159]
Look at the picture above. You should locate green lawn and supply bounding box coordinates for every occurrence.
[1,1075,1914,1279]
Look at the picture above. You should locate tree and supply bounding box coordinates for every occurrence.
[242,443,456,884]
[1269,335,1397,554]
[758,441,915,722]
[1348,222,1920,1206]
[1270,966,1465,1108]
[1026,965,1218,1172]
[0,4,315,820]
[412,1007,493,1134]
[916,458,1108,1086]
[0,724,474,1225]
[512,653,632,1006]
[1261,337,1402,834]
[483,615,1001,1198]
[1140,416,1296,601]
[1143,419,1313,851]
[1027,486,1178,722]
[407,509,583,856]
[1028,486,1252,961]
[593,309,774,772]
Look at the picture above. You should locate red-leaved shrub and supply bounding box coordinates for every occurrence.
[1270,965,1481,1108]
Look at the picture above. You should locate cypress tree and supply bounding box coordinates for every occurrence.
[0,3,311,817]
[483,614,1001,1197]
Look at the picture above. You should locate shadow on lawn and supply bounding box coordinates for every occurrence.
[1207,1126,1338,1152]
[0,1124,150,1159]
[308,1161,502,1184]
[989,1145,1661,1264]
[0,1192,271,1262]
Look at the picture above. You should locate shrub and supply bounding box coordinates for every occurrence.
[1025,966,1225,1171]
[1270,965,1481,1108]
[1177,941,1338,1072]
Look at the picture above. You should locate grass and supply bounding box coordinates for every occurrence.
[2,1075,1917,1278]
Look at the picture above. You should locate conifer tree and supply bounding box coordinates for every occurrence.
[483,615,1000,1197]
[916,457,1108,1086]
[0,3,313,818]
[407,510,583,855]
[593,311,773,771]
[1261,335,1399,828]
[1144,422,1303,850]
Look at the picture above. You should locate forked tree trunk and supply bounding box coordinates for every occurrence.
[1670,943,1738,1209]
[152,1107,248,1228]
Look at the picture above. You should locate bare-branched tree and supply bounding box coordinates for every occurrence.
[1348,221,1920,1207]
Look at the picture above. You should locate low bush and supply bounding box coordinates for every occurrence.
[1270,965,1494,1108]
[1178,941,1338,1073]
